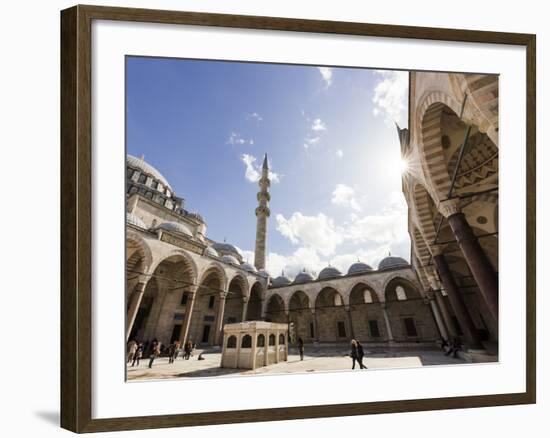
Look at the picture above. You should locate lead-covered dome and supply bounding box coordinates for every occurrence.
[293,270,314,284]
[212,242,241,259]
[155,221,193,237]
[378,256,409,270]
[347,262,373,275]
[221,255,240,266]
[127,154,172,190]
[241,262,257,273]
[204,246,220,258]
[318,266,342,280]
[271,274,292,288]
[126,212,146,229]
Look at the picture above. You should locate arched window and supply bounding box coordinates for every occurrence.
[279,334,285,345]
[364,290,373,303]
[269,334,276,346]
[396,286,407,301]
[226,335,237,348]
[334,294,343,306]
[257,334,265,347]
[241,334,252,348]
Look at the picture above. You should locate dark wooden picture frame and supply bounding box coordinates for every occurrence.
[60,4,536,433]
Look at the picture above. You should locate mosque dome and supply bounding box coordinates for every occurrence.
[221,255,240,266]
[347,262,373,275]
[204,246,220,258]
[241,262,257,273]
[187,212,205,223]
[272,274,292,288]
[126,212,146,229]
[318,266,342,280]
[258,269,270,278]
[378,256,409,270]
[293,270,314,284]
[212,242,241,259]
[155,221,193,237]
[127,154,172,190]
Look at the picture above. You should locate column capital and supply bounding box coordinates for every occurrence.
[344,305,351,312]
[310,308,316,315]
[242,296,249,303]
[219,291,228,299]
[438,198,461,218]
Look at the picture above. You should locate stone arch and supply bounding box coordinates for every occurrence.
[197,262,228,292]
[419,100,459,201]
[224,274,248,325]
[348,282,380,305]
[246,281,264,321]
[412,183,439,247]
[315,287,349,342]
[383,276,422,302]
[346,280,379,303]
[288,290,312,342]
[126,231,153,276]
[265,293,286,323]
[149,249,198,286]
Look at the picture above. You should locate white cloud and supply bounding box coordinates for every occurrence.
[276,212,343,257]
[318,67,333,88]
[228,132,254,146]
[311,118,327,131]
[336,149,344,158]
[372,70,408,126]
[246,112,263,122]
[331,184,361,211]
[236,191,409,280]
[240,153,281,184]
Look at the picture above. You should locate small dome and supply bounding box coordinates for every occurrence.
[126,212,146,229]
[187,212,205,223]
[293,270,314,284]
[212,242,241,258]
[347,262,373,275]
[221,255,240,266]
[378,256,409,270]
[258,269,270,278]
[318,266,342,280]
[155,221,193,237]
[204,246,219,258]
[127,154,172,190]
[272,274,292,288]
[241,262,257,273]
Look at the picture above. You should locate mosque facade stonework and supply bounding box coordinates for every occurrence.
[126,70,498,356]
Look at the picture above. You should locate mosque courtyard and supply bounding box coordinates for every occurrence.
[126,345,473,381]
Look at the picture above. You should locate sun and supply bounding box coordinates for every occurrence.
[399,157,409,175]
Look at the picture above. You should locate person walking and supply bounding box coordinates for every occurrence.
[148,340,161,368]
[173,340,181,361]
[356,340,367,369]
[298,337,304,361]
[167,343,176,364]
[183,340,192,360]
[350,339,366,370]
[131,343,143,367]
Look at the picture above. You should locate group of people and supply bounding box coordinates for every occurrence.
[439,337,463,358]
[126,339,196,369]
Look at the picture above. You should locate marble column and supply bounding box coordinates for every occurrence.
[179,286,198,344]
[381,303,394,342]
[439,199,498,323]
[427,294,448,341]
[311,309,319,342]
[126,280,148,341]
[345,305,355,340]
[214,292,227,346]
[427,270,458,338]
[241,296,249,322]
[433,250,483,349]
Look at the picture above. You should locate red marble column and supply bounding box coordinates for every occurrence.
[433,253,483,349]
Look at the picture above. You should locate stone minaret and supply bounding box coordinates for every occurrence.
[254,154,271,270]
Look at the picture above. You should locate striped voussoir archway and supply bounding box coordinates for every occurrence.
[412,183,439,247]
[418,92,463,202]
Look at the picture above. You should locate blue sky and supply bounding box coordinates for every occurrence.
[126,56,410,278]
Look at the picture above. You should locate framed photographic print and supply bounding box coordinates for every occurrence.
[60,4,536,433]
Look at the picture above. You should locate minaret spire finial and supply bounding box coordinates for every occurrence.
[262,153,269,170]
